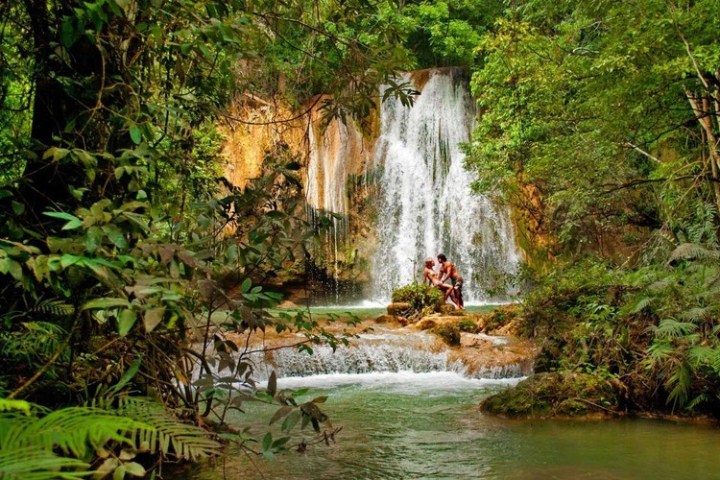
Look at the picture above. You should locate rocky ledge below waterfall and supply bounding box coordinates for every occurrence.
[221,308,538,382]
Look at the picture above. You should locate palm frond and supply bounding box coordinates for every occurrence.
[654,318,697,339]
[31,299,76,317]
[0,407,148,458]
[668,243,720,265]
[118,397,221,460]
[0,447,88,480]
[666,361,692,410]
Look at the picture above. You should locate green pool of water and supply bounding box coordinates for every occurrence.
[180,372,720,480]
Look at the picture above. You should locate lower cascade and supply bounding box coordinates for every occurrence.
[243,329,533,382]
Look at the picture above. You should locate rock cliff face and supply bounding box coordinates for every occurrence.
[220,93,380,298]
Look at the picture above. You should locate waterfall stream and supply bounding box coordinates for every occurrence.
[301,68,521,304]
[370,69,521,303]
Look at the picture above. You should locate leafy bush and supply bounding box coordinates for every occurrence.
[391,282,443,317]
[513,247,720,415]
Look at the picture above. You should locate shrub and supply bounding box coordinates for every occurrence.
[391,282,443,317]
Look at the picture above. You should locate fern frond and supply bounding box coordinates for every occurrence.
[680,307,714,323]
[647,278,675,292]
[31,299,76,317]
[0,447,88,480]
[629,296,653,314]
[686,393,710,412]
[687,345,717,367]
[668,243,720,265]
[654,319,697,339]
[647,341,674,362]
[118,397,221,460]
[666,361,692,410]
[0,407,148,458]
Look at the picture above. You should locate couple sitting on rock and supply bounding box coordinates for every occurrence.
[423,254,464,310]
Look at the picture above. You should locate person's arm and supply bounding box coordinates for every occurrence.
[438,265,449,283]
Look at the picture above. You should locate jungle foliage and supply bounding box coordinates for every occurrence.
[0,0,410,477]
[470,1,720,416]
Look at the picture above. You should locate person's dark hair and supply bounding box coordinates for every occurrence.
[437,253,447,262]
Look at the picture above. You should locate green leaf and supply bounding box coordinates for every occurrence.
[43,211,80,222]
[281,410,301,432]
[113,464,126,480]
[62,219,84,230]
[60,18,76,48]
[129,124,142,145]
[240,277,252,293]
[104,225,129,250]
[123,462,145,477]
[111,356,143,394]
[269,406,293,426]
[118,309,137,336]
[81,298,130,310]
[261,432,272,452]
[0,399,32,415]
[11,201,25,215]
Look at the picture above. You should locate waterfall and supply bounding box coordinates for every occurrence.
[370,69,521,303]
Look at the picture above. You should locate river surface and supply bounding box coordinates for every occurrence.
[181,370,720,480]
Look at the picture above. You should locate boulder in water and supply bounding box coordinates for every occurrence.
[480,372,622,417]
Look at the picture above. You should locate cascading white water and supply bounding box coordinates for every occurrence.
[260,343,459,379]
[370,69,521,303]
[239,330,533,382]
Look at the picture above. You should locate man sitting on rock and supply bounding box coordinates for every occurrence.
[437,253,464,310]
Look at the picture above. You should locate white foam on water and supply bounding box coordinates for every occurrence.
[272,370,524,393]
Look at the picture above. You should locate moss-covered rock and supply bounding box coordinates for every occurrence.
[387,302,412,316]
[477,305,521,334]
[434,322,461,346]
[480,372,622,417]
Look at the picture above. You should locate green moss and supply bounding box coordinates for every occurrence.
[434,323,461,346]
[457,318,478,333]
[480,372,621,417]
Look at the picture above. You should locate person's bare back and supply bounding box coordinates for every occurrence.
[437,253,464,309]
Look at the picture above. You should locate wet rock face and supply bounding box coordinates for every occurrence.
[480,371,622,417]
